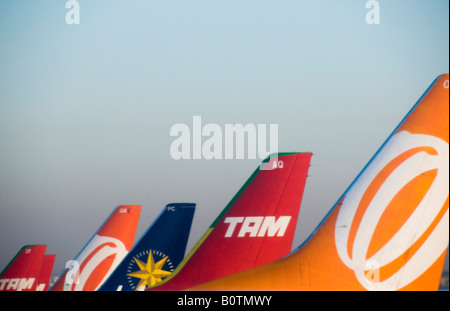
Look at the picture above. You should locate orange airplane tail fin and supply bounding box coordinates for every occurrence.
[51,205,141,291]
[193,74,449,291]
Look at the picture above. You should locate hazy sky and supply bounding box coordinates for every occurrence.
[0,0,448,277]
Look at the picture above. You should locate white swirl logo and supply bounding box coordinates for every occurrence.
[64,235,128,291]
[335,131,449,290]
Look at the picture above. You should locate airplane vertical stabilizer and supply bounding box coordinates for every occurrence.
[51,205,141,291]
[36,254,56,291]
[150,152,312,290]
[99,203,196,291]
[193,74,449,291]
[0,245,47,291]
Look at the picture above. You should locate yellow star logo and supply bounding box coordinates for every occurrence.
[127,251,172,290]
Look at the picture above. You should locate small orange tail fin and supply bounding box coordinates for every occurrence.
[51,205,141,291]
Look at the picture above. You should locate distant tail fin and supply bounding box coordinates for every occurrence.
[99,203,196,291]
[36,254,56,291]
[193,74,449,291]
[149,152,312,290]
[0,245,46,291]
[51,205,141,291]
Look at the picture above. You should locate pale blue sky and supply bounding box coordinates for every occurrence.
[0,1,448,276]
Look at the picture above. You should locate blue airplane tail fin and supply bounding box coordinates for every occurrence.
[99,203,196,291]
